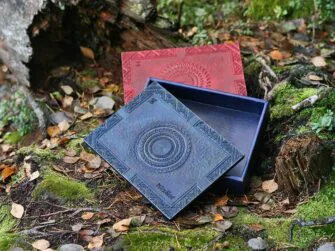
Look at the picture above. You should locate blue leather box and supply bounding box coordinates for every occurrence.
[148,78,269,194]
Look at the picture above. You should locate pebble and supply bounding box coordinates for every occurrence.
[59,244,85,251]
[247,237,268,250]
[317,243,335,251]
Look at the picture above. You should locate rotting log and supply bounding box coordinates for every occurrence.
[275,134,333,195]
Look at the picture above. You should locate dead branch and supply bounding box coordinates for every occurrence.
[291,87,333,111]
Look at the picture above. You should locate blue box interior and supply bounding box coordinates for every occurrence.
[148,78,269,194]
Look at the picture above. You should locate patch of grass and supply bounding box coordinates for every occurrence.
[270,83,317,120]
[33,171,93,203]
[124,226,219,251]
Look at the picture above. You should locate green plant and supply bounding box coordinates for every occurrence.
[0,91,37,136]
[311,109,335,134]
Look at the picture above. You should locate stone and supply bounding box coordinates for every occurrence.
[59,244,85,251]
[93,96,115,110]
[247,237,268,250]
[317,243,335,251]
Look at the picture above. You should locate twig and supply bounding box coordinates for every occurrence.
[291,87,332,111]
[289,216,335,241]
[256,56,279,81]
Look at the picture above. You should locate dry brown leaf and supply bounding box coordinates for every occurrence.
[63,156,80,164]
[80,46,95,60]
[87,234,105,249]
[58,120,70,132]
[112,218,132,232]
[47,126,61,138]
[262,179,278,193]
[61,85,74,95]
[80,112,93,121]
[213,213,224,222]
[215,195,229,207]
[11,202,24,219]
[71,223,83,232]
[284,209,298,214]
[80,150,95,162]
[311,56,327,67]
[32,239,50,250]
[65,149,77,157]
[1,144,12,153]
[63,95,74,108]
[308,74,323,81]
[81,212,94,220]
[1,165,16,181]
[23,161,32,177]
[87,156,101,169]
[248,223,264,232]
[270,50,283,60]
[260,204,271,211]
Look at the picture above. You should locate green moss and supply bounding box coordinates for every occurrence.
[66,138,84,154]
[3,131,23,144]
[124,226,219,251]
[244,61,262,77]
[17,146,65,161]
[0,206,17,250]
[247,0,313,20]
[221,235,250,251]
[270,83,317,120]
[33,171,93,203]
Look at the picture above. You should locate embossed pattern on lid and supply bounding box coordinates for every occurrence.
[84,81,243,219]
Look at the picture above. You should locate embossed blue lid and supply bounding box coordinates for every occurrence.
[84,81,243,219]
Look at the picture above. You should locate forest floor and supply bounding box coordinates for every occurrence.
[0,4,335,251]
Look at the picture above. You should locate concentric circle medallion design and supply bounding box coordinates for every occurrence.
[136,124,191,173]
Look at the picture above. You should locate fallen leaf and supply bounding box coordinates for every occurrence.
[308,74,323,81]
[32,239,50,250]
[29,171,40,181]
[63,156,80,164]
[248,223,265,232]
[213,213,224,222]
[214,220,232,232]
[284,209,298,214]
[311,56,327,67]
[58,120,70,132]
[215,195,229,207]
[254,192,272,203]
[11,202,24,219]
[63,95,74,108]
[23,161,32,177]
[79,229,94,236]
[262,179,278,193]
[65,149,77,157]
[47,126,61,138]
[220,206,239,218]
[80,150,95,162]
[1,165,16,181]
[93,96,115,110]
[61,85,74,95]
[1,144,12,153]
[71,223,83,232]
[80,46,95,60]
[87,234,104,249]
[81,212,94,220]
[87,156,101,169]
[270,50,284,60]
[112,218,132,232]
[80,112,93,121]
[260,204,271,211]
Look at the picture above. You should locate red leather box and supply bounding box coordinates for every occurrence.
[121,42,247,103]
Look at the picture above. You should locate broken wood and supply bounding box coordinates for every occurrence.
[275,134,333,194]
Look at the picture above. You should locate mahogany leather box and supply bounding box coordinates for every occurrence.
[148,78,269,194]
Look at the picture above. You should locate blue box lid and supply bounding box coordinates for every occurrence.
[84,81,243,219]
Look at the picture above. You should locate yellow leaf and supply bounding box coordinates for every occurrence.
[80,46,95,60]
[81,212,94,220]
[215,195,229,207]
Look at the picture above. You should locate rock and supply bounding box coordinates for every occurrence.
[317,243,335,251]
[275,134,333,194]
[93,96,115,110]
[9,248,24,251]
[247,237,268,250]
[59,244,85,251]
[50,111,73,124]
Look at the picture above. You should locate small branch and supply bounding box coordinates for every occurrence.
[291,87,332,111]
[256,56,279,81]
